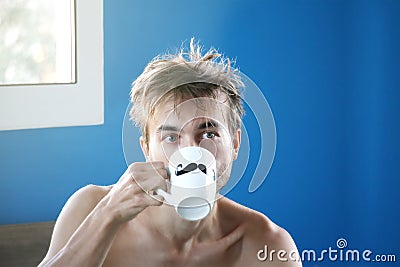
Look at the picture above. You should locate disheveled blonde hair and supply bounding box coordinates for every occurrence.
[130,38,245,142]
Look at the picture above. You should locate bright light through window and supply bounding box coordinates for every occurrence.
[0,0,103,131]
[0,0,75,85]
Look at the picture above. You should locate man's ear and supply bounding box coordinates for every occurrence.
[140,136,150,161]
[232,129,241,160]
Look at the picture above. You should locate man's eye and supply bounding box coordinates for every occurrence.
[163,135,177,143]
[202,132,216,139]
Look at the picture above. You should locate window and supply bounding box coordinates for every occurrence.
[0,0,103,130]
[0,0,75,85]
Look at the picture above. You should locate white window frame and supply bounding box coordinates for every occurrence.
[0,0,103,131]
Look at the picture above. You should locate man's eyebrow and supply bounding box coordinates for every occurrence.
[156,125,179,133]
[197,120,220,130]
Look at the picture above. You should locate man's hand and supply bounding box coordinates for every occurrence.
[99,161,169,223]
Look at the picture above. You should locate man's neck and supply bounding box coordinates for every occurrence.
[142,201,220,250]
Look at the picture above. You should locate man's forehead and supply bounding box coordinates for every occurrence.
[155,118,221,134]
[151,97,230,129]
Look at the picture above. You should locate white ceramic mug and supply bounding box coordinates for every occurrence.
[156,146,217,221]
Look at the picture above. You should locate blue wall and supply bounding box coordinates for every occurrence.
[1,1,399,266]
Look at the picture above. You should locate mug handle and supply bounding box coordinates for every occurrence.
[155,188,171,203]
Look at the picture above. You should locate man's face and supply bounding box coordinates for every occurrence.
[140,95,241,189]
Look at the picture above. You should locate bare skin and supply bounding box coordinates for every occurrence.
[38,96,301,267]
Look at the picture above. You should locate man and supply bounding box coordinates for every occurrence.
[39,40,301,266]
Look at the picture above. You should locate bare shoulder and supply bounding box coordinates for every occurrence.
[44,184,111,258]
[56,184,111,224]
[62,184,111,212]
[218,197,302,266]
[217,196,285,235]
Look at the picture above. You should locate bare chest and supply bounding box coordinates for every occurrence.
[102,229,244,267]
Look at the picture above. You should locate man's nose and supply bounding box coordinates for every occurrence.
[180,136,198,148]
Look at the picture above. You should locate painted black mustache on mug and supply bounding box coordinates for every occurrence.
[175,163,207,176]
